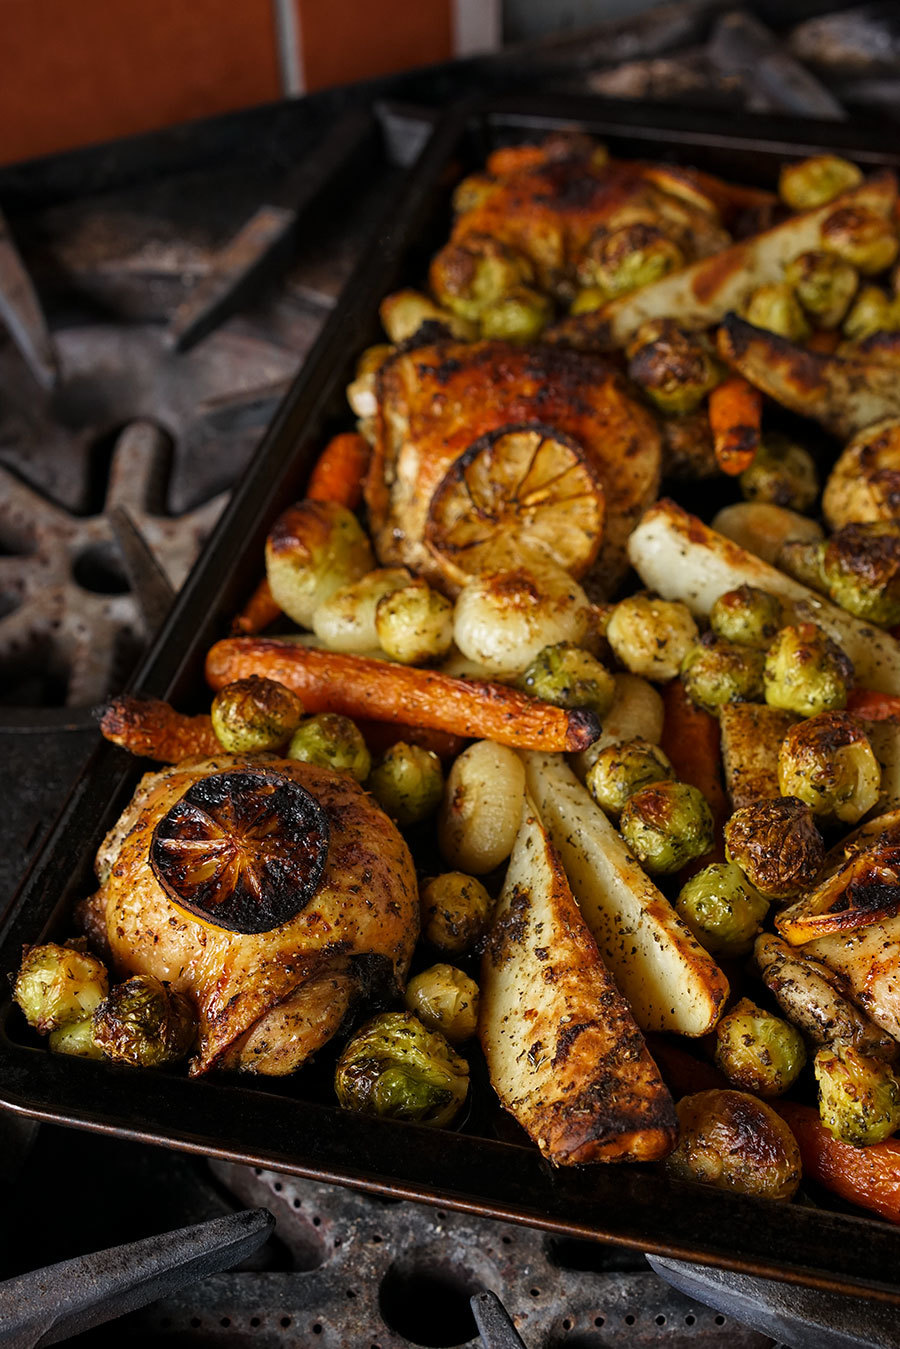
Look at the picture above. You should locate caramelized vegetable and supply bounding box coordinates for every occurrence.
[286,712,371,782]
[763,622,853,717]
[714,998,806,1097]
[265,500,374,629]
[777,711,880,824]
[519,643,615,718]
[739,435,819,514]
[93,975,195,1068]
[306,432,371,509]
[724,797,824,900]
[666,1089,801,1201]
[777,1100,900,1222]
[101,696,219,763]
[709,585,783,650]
[335,1011,469,1128]
[420,872,493,956]
[149,767,330,933]
[815,1042,900,1145]
[210,676,304,753]
[675,863,769,957]
[14,943,109,1033]
[620,781,715,876]
[680,637,766,716]
[205,640,601,752]
[405,965,479,1043]
[709,376,762,476]
[586,737,673,817]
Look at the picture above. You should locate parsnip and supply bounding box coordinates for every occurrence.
[522,752,728,1036]
[571,672,664,781]
[719,703,797,810]
[628,500,900,695]
[479,795,677,1164]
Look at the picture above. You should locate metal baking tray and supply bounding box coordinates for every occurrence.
[4,93,900,1301]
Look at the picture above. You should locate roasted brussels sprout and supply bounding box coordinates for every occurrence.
[620,781,715,875]
[580,221,684,297]
[49,1019,104,1059]
[519,643,615,718]
[585,737,673,817]
[708,586,784,650]
[404,964,479,1043]
[606,594,699,683]
[680,636,766,716]
[666,1089,801,1201]
[626,319,722,415]
[675,862,769,957]
[266,500,374,629]
[480,287,552,343]
[420,872,493,956]
[724,796,824,900]
[742,283,811,342]
[779,154,862,210]
[763,622,853,718]
[784,250,858,329]
[286,713,372,782]
[428,235,534,322]
[92,975,195,1068]
[211,676,304,753]
[375,579,453,665]
[369,742,444,826]
[311,568,412,654]
[739,434,819,514]
[821,206,900,276]
[334,1011,469,1127]
[452,173,499,215]
[842,285,898,341]
[778,711,881,825]
[13,943,109,1033]
[714,998,806,1097]
[820,521,900,626]
[815,1042,900,1145]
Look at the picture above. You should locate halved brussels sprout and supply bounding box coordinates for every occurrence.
[518,643,615,718]
[626,319,722,415]
[821,521,900,627]
[480,287,552,343]
[404,964,479,1043]
[666,1089,801,1201]
[49,1019,104,1059]
[778,711,880,825]
[334,1011,469,1127]
[714,998,806,1097]
[742,283,810,341]
[369,743,444,826]
[13,943,109,1033]
[739,434,819,514]
[821,207,900,276]
[211,676,304,753]
[724,796,824,900]
[842,285,898,341]
[585,737,673,817]
[708,586,784,650]
[620,781,714,875]
[763,622,853,718]
[779,155,862,211]
[675,862,769,957]
[785,250,858,329]
[286,713,371,782]
[580,221,684,297]
[815,1042,900,1145]
[375,579,454,665]
[92,975,195,1068]
[428,235,534,323]
[419,872,493,956]
[680,636,766,716]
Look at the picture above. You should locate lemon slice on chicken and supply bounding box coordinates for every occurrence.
[424,423,605,588]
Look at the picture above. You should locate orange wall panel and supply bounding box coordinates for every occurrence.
[294,0,453,93]
[0,0,281,165]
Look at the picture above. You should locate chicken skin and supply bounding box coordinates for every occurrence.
[81,754,418,1075]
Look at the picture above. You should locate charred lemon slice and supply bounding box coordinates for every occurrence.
[424,423,605,588]
[149,769,329,934]
[777,832,900,945]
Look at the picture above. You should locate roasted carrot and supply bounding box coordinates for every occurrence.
[660,680,728,826]
[206,639,599,751]
[306,432,370,510]
[232,577,282,636]
[101,697,219,763]
[847,688,900,722]
[354,719,467,764]
[708,375,763,476]
[807,329,841,355]
[777,1100,900,1224]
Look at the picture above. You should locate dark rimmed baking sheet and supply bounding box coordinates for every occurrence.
[4,93,900,1300]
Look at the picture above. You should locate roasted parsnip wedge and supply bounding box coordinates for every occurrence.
[521,752,728,1036]
[718,315,900,439]
[628,500,900,696]
[479,795,677,1164]
[719,703,797,810]
[552,173,897,348]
